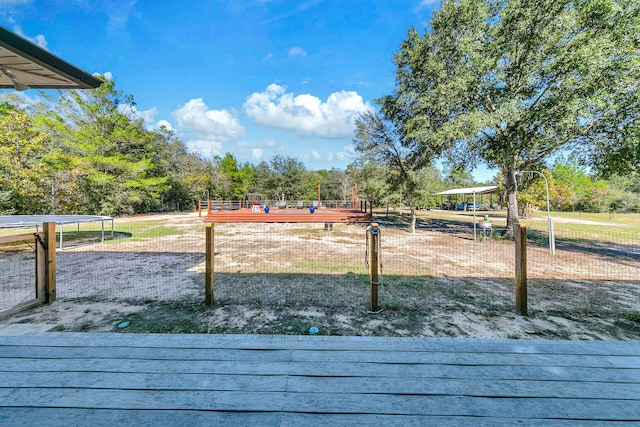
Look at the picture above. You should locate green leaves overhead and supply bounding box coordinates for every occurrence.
[386,0,640,232]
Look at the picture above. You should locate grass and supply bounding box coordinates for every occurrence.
[523,211,640,234]
[292,259,367,274]
[406,209,639,245]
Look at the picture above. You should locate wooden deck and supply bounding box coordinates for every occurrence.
[204,207,372,223]
[0,327,639,425]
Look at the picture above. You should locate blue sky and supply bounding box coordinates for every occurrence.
[1,0,496,182]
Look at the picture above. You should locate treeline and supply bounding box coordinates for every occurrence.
[1,79,638,217]
[501,160,640,214]
[0,81,355,216]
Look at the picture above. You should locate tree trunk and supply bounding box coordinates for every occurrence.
[410,202,416,234]
[504,168,520,237]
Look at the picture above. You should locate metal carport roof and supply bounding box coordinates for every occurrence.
[435,185,498,195]
[0,25,101,90]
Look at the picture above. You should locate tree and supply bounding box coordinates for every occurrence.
[551,157,593,211]
[353,111,422,232]
[0,109,49,213]
[267,155,307,200]
[386,0,640,234]
[443,165,475,189]
[414,165,445,208]
[214,153,246,199]
[46,78,169,215]
[346,160,391,210]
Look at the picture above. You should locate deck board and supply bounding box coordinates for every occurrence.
[0,331,638,425]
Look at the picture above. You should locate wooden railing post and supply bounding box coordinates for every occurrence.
[43,222,56,303]
[515,224,527,315]
[368,223,380,312]
[205,223,215,306]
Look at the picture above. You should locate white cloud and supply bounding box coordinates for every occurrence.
[243,84,374,138]
[336,144,355,162]
[311,149,321,160]
[33,34,47,48]
[95,71,113,81]
[104,0,138,34]
[170,98,245,159]
[251,148,264,160]
[288,46,307,58]
[0,1,29,6]
[173,98,245,140]
[11,25,47,49]
[265,139,277,147]
[137,106,158,126]
[157,120,173,131]
[118,103,170,131]
[185,139,224,160]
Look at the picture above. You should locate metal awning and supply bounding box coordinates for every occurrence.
[0,26,101,90]
[435,185,498,195]
[435,185,498,244]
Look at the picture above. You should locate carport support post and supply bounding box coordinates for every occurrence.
[205,223,215,306]
[43,222,56,303]
[369,223,380,312]
[515,224,527,315]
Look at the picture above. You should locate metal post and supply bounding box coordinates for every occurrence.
[473,191,477,245]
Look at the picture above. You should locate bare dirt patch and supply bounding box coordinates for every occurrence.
[3,212,639,340]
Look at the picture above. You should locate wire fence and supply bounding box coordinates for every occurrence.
[0,238,37,314]
[527,228,639,316]
[2,220,639,321]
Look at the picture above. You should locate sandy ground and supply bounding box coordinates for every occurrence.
[2,211,639,340]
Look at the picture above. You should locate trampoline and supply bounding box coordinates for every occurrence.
[0,215,114,249]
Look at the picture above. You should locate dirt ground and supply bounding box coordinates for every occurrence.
[3,212,639,340]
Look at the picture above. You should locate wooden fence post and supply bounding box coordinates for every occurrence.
[515,224,527,315]
[43,222,56,303]
[205,223,215,306]
[368,223,380,312]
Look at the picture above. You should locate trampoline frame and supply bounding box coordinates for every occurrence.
[0,215,114,249]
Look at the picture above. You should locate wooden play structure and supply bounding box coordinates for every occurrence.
[199,185,372,224]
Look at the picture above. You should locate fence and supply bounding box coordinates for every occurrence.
[55,222,640,311]
[0,223,55,318]
[2,217,638,329]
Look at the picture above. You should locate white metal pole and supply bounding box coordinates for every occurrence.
[473,191,477,245]
[543,174,554,255]
[522,170,554,255]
